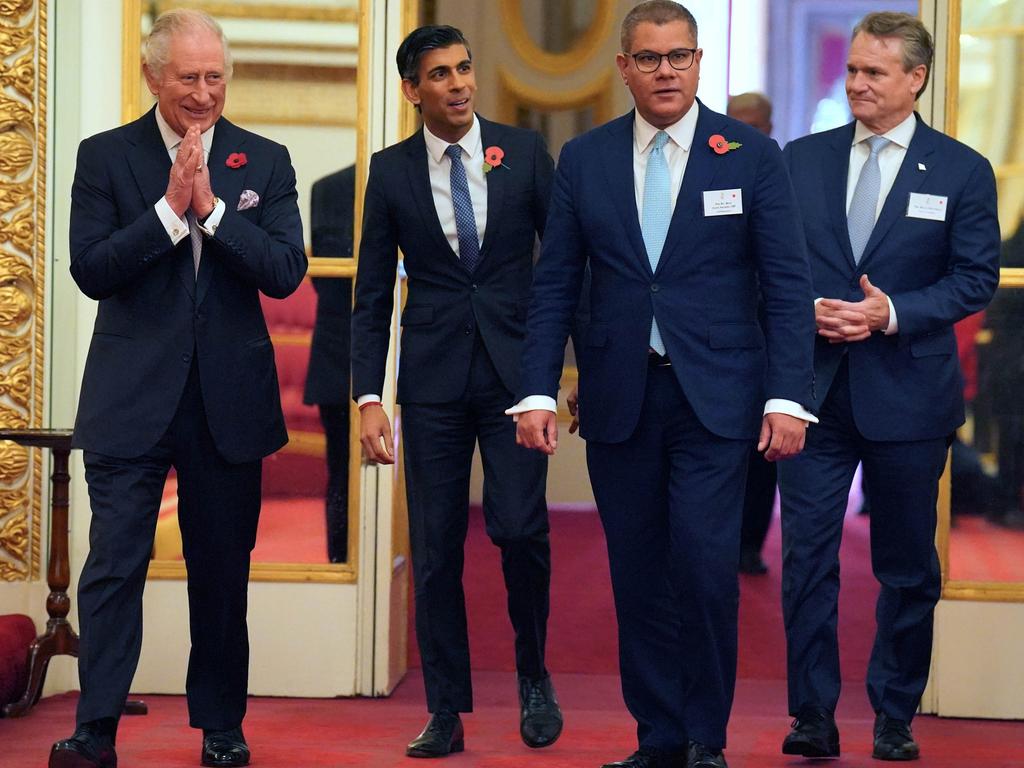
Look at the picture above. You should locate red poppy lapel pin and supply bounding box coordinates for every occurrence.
[226,152,248,169]
[708,134,742,155]
[483,145,509,173]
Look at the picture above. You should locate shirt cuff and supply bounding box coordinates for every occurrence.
[356,394,382,407]
[764,398,819,425]
[197,197,226,237]
[883,295,898,335]
[504,395,557,421]
[156,196,190,245]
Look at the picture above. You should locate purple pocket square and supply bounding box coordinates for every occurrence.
[237,190,259,211]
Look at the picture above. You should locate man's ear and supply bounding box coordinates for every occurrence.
[142,63,160,96]
[400,78,420,107]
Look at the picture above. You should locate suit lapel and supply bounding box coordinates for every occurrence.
[197,117,249,305]
[404,131,461,266]
[656,102,721,274]
[478,117,505,257]
[126,108,196,300]
[825,123,857,271]
[858,115,937,270]
[601,113,650,276]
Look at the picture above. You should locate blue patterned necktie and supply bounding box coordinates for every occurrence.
[641,130,671,354]
[847,135,890,264]
[445,143,480,273]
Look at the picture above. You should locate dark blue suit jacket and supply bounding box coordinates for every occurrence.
[783,116,1000,441]
[519,103,816,443]
[351,116,553,403]
[70,107,307,462]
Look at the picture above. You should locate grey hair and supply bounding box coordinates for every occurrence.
[144,8,233,80]
[621,1,698,52]
[852,11,933,97]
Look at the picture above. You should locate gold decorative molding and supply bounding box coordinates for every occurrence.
[0,0,46,582]
[499,0,615,75]
[497,67,614,128]
[153,0,358,24]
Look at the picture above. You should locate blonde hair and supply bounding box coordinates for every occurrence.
[144,8,233,80]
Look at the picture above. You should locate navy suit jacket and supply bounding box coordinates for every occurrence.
[519,103,816,443]
[70,107,307,462]
[351,116,553,403]
[783,116,1000,441]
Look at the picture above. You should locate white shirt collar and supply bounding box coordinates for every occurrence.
[423,115,481,163]
[154,106,216,155]
[852,111,917,150]
[634,102,700,154]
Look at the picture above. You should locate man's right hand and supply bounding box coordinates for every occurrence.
[516,410,558,455]
[166,125,202,218]
[359,404,395,465]
[815,299,870,344]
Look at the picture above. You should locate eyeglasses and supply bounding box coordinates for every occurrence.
[628,48,699,73]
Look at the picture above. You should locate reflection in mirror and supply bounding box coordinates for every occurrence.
[948,0,1024,585]
[518,0,598,54]
[138,2,360,568]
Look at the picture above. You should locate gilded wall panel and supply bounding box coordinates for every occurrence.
[0,0,45,582]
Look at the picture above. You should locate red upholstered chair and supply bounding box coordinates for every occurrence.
[0,614,36,711]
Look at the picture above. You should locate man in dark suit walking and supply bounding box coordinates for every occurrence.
[51,9,305,768]
[351,25,562,758]
[778,12,1000,762]
[513,3,816,767]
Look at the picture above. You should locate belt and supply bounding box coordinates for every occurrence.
[648,350,671,367]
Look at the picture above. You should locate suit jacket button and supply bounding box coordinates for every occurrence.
[651,283,659,293]
[464,323,473,335]
[182,353,191,363]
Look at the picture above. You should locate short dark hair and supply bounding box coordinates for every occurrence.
[621,1,698,52]
[396,25,471,84]
[852,12,933,98]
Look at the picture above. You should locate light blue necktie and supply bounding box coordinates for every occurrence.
[445,144,480,273]
[847,135,890,264]
[641,130,671,354]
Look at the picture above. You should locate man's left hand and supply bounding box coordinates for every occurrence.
[757,412,807,461]
[816,274,890,343]
[191,150,216,219]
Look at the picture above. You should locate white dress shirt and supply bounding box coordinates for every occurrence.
[507,106,817,425]
[839,113,918,335]
[153,108,226,244]
[357,117,489,408]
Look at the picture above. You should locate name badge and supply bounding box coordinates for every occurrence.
[703,188,743,216]
[907,192,947,221]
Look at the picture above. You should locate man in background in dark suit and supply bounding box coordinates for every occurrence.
[351,25,562,758]
[778,12,999,762]
[51,9,305,768]
[513,3,816,766]
[305,165,356,563]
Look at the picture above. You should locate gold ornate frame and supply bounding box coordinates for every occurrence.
[496,68,614,129]
[937,0,1024,602]
[121,0,366,583]
[499,0,615,74]
[0,0,47,582]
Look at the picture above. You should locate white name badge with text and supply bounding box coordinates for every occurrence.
[907,192,948,221]
[703,189,743,216]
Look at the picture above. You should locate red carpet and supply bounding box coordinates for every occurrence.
[949,515,1024,582]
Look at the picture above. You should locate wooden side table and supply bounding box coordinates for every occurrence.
[0,429,146,718]
[0,429,76,717]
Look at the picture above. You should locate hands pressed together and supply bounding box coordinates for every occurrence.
[815,274,890,344]
[166,124,217,220]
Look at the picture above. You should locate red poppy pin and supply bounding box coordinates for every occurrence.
[225,152,248,169]
[708,135,742,155]
[483,145,509,173]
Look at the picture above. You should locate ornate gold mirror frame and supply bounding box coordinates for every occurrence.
[121,0,368,583]
[937,0,1024,602]
[499,0,615,75]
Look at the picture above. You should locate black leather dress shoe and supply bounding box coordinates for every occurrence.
[201,727,250,767]
[872,713,919,761]
[49,720,118,768]
[601,749,682,768]
[518,675,563,748]
[687,742,728,768]
[782,706,840,758]
[406,711,464,758]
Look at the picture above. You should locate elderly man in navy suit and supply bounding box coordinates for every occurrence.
[512,3,816,767]
[351,25,562,759]
[51,9,305,768]
[778,12,1000,763]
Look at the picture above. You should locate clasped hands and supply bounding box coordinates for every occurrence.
[816,274,890,343]
[166,124,217,220]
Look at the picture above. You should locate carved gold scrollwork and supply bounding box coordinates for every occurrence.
[0,510,28,560]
